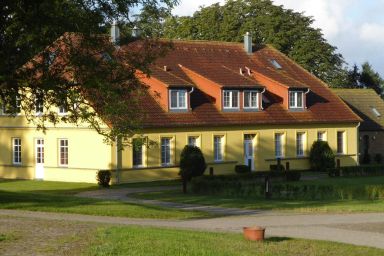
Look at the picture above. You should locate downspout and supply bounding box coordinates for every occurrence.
[304,88,310,109]
[260,88,266,110]
[356,122,361,166]
[188,87,194,110]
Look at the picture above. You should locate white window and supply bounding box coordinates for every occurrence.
[59,105,67,115]
[275,133,284,158]
[317,131,326,141]
[223,90,239,109]
[289,91,304,109]
[243,91,259,109]
[161,138,172,165]
[296,132,305,156]
[337,131,345,154]
[1,96,21,115]
[59,139,68,166]
[132,139,144,167]
[13,138,22,165]
[169,90,187,110]
[188,136,199,147]
[214,135,224,162]
[35,97,44,115]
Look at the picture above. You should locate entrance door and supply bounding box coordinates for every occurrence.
[35,138,44,180]
[244,135,255,171]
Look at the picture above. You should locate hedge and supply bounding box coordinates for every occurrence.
[329,165,384,177]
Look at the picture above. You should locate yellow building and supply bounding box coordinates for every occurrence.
[0,31,361,184]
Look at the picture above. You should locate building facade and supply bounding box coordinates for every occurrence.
[0,34,361,183]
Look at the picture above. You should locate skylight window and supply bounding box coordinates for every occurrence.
[270,59,282,69]
[371,107,381,117]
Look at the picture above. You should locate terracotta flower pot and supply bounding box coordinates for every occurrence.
[243,226,266,241]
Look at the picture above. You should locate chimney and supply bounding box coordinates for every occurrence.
[244,32,252,54]
[111,20,120,45]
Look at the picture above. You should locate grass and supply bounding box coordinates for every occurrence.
[134,176,384,213]
[0,180,210,219]
[87,226,384,256]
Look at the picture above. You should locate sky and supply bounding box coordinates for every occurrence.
[172,0,384,77]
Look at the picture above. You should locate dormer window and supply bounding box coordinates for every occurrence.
[169,89,187,110]
[289,91,304,109]
[243,90,259,109]
[223,90,239,110]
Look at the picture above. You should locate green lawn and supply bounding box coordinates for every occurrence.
[134,176,384,213]
[87,226,384,256]
[0,180,209,219]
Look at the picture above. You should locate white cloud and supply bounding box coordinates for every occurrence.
[359,23,384,44]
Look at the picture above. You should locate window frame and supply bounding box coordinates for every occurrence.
[213,135,224,162]
[160,137,172,166]
[132,138,145,168]
[296,132,305,157]
[35,97,44,115]
[187,136,200,147]
[317,131,326,141]
[243,90,259,109]
[1,96,21,115]
[289,91,304,109]
[275,133,284,158]
[337,131,345,154]
[222,90,240,110]
[12,138,22,165]
[169,89,188,110]
[58,139,68,167]
[58,105,68,115]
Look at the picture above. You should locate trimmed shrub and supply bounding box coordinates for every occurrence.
[179,145,207,193]
[362,153,371,164]
[374,154,383,164]
[328,165,384,177]
[285,171,301,181]
[235,165,251,174]
[309,141,335,172]
[96,170,111,187]
[270,164,285,172]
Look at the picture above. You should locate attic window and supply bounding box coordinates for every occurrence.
[169,89,187,110]
[371,107,381,117]
[289,91,304,109]
[270,59,282,69]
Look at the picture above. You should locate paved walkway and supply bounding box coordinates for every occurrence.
[77,186,266,215]
[1,209,384,249]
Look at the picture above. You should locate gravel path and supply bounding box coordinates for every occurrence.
[1,209,384,250]
[76,186,269,215]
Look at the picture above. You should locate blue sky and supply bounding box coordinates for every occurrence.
[172,0,384,77]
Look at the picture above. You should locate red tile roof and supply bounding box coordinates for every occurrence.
[130,40,361,128]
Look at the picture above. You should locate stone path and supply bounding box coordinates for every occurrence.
[1,209,384,249]
[77,186,266,215]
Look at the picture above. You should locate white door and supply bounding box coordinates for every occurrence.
[244,136,255,171]
[35,138,44,180]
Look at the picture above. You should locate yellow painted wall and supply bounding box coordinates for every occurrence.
[0,112,359,184]
[0,120,112,183]
[117,123,359,183]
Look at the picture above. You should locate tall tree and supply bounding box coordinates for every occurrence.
[0,0,178,142]
[359,62,384,96]
[161,0,347,86]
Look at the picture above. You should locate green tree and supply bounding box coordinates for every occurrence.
[0,0,178,143]
[359,62,384,96]
[161,0,347,86]
[179,145,207,193]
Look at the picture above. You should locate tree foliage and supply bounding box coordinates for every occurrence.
[179,145,206,193]
[160,0,346,86]
[309,141,335,172]
[345,62,384,96]
[0,0,178,143]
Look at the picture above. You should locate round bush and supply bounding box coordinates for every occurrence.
[179,145,207,181]
[309,141,335,172]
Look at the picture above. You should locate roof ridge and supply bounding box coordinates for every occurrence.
[164,38,244,47]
